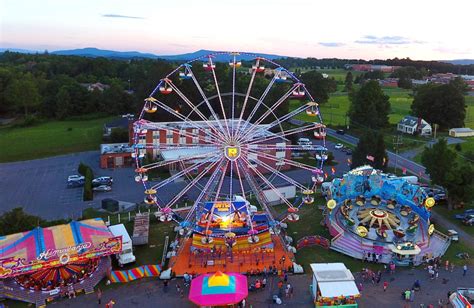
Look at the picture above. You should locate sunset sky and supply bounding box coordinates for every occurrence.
[1,0,473,60]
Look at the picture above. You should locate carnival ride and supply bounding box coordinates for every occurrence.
[324,166,450,266]
[131,51,327,274]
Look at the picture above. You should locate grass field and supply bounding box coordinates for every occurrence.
[0,116,115,162]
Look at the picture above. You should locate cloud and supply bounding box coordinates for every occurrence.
[355,35,422,45]
[102,14,144,19]
[318,42,345,47]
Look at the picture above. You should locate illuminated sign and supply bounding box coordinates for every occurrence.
[214,201,231,212]
[224,145,240,161]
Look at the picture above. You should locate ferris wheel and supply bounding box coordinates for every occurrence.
[132,51,327,236]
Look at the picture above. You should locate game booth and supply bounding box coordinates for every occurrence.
[310,263,360,307]
[324,166,450,266]
[0,218,121,307]
[189,271,248,307]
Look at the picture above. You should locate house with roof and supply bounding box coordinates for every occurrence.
[449,127,474,138]
[397,116,432,136]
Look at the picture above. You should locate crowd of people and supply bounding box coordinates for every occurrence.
[14,258,100,292]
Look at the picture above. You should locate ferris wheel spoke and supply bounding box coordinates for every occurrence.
[166,80,227,142]
[234,159,246,199]
[162,157,223,210]
[248,122,323,145]
[229,159,234,200]
[246,104,311,139]
[187,67,227,136]
[234,58,259,139]
[148,98,224,142]
[183,159,228,223]
[136,123,222,146]
[213,160,229,202]
[231,54,237,139]
[151,155,218,190]
[236,159,277,223]
[239,155,295,209]
[246,148,317,172]
[246,156,307,191]
[237,84,298,142]
[208,57,231,138]
[142,149,221,170]
[235,75,276,140]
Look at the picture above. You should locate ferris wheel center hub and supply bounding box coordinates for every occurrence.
[224,144,241,161]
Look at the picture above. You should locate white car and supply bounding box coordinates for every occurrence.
[68,175,85,182]
[93,185,112,192]
[315,154,328,161]
[335,143,344,149]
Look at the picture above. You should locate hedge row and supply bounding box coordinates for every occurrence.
[78,162,94,201]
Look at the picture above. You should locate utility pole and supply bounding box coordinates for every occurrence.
[393,134,403,173]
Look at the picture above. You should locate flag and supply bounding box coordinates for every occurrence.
[347,158,352,164]
[331,167,336,175]
[366,155,375,162]
[383,157,387,165]
[402,167,407,175]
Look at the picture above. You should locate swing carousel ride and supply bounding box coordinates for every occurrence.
[131,51,327,274]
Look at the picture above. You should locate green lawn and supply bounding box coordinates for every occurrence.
[0,116,115,162]
[432,205,474,237]
[272,199,383,273]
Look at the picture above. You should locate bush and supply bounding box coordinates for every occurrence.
[78,162,88,176]
[81,163,94,201]
[455,143,462,152]
[13,115,40,128]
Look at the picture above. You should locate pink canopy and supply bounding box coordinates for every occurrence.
[189,271,248,306]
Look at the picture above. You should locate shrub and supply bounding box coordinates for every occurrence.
[81,164,94,201]
[78,162,88,176]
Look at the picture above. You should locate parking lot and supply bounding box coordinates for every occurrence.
[0,139,352,220]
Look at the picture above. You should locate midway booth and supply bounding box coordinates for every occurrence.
[0,218,121,307]
[310,263,360,307]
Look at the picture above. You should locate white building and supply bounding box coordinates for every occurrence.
[397,116,432,136]
[449,128,474,138]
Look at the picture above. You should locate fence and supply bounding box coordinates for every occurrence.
[296,235,330,250]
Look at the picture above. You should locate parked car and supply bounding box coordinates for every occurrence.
[92,176,113,186]
[93,185,112,192]
[335,143,343,149]
[67,180,84,188]
[454,209,474,220]
[313,145,328,152]
[462,215,474,226]
[346,149,352,155]
[68,175,84,182]
[336,129,345,135]
[447,229,459,242]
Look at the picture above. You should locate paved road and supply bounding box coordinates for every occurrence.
[52,267,473,308]
[325,128,430,181]
[430,211,474,247]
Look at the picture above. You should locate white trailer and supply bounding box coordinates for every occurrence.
[262,185,296,206]
[109,224,136,266]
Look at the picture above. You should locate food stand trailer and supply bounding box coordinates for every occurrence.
[310,263,360,307]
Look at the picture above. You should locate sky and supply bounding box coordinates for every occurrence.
[1,0,473,60]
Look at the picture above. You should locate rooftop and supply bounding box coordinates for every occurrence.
[101,143,134,154]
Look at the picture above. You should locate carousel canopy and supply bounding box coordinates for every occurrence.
[0,218,119,278]
[189,271,248,306]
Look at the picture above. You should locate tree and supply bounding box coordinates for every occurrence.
[55,86,71,119]
[444,161,474,208]
[0,208,44,235]
[348,80,390,129]
[300,71,337,104]
[351,130,388,170]
[4,73,41,116]
[397,76,413,89]
[411,80,466,129]
[344,71,353,92]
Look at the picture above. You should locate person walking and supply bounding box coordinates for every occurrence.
[409,289,415,302]
[450,263,455,273]
[105,300,115,308]
[404,289,411,302]
[445,260,449,271]
[463,264,468,276]
[383,281,388,292]
[96,287,102,305]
